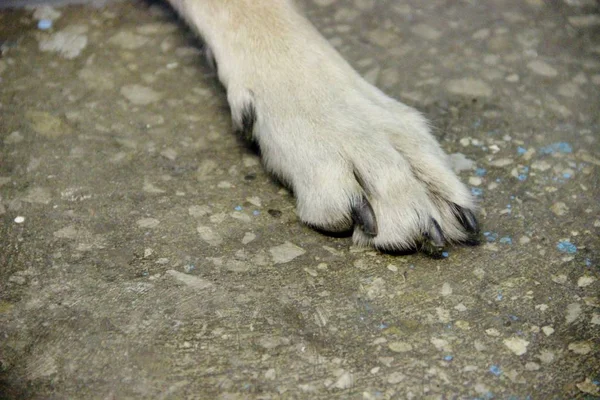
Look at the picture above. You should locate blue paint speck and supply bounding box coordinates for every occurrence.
[562,173,571,179]
[496,292,503,301]
[471,187,483,196]
[442,251,449,258]
[252,210,260,216]
[585,258,592,267]
[379,322,388,329]
[234,205,242,211]
[500,236,512,245]
[509,315,519,321]
[484,232,498,242]
[444,355,454,361]
[517,146,527,155]
[557,240,577,254]
[489,365,502,376]
[540,142,573,155]
[476,168,487,177]
[38,19,52,30]
[518,174,527,181]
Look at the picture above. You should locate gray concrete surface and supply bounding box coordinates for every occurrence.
[1,0,599,398]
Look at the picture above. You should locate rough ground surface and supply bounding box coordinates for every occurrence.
[1,0,599,398]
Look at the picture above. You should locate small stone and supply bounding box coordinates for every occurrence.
[26,111,71,138]
[411,23,441,40]
[269,242,306,264]
[538,350,555,364]
[447,78,493,97]
[577,378,600,395]
[489,158,514,167]
[242,232,256,244]
[22,187,52,204]
[578,275,596,287]
[455,303,467,312]
[542,326,555,336]
[519,236,531,245]
[441,283,453,296]
[591,313,600,325]
[568,15,600,28]
[14,216,25,224]
[196,226,223,246]
[121,84,162,105]
[8,275,26,285]
[333,371,354,389]
[568,341,592,355]
[166,270,213,290]
[449,153,475,173]
[137,218,160,228]
[188,205,211,217]
[551,274,568,284]
[550,202,569,216]
[108,31,149,49]
[503,337,529,355]
[468,176,482,186]
[525,362,540,371]
[38,25,88,59]
[387,371,406,384]
[566,303,582,324]
[4,131,24,144]
[527,60,558,77]
[388,341,413,353]
[486,328,501,337]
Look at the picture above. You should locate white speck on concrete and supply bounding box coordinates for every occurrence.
[14,216,25,224]
[503,337,529,355]
[542,326,555,336]
[196,226,223,246]
[38,25,88,59]
[449,153,475,173]
[388,341,413,353]
[33,6,62,21]
[411,23,442,40]
[527,60,558,77]
[137,218,160,228]
[269,242,306,264]
[577,275,596,287]
[568,15,600,27]
[22,187,52,204]
[188,205,211,217]
[167,270,213,290]
[441,283,453,296]
[447,78,492,97]
[566,303,582,324]
[242,232,256,244]
[485,328,501,337]
[332,371,354,389]
[387,371,406,384]
[108,31,149,49]
[568,341,592,355]
[121,84,162,105]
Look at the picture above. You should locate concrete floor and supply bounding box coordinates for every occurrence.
[1,0,599,398]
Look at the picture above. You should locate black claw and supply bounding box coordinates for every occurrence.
[352,197,378,236]
[453,205,479,233]
[421,218,446,257]
[429,218,445,248]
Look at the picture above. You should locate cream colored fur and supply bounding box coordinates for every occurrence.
[167,0,478,252]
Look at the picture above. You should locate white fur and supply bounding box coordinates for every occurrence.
[168,0,477,250]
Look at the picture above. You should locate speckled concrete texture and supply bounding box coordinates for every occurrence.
[1,0,599,398]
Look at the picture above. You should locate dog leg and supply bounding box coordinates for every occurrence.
[167,0,479,252]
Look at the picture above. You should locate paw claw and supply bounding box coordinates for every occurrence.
[352,197,378,236]
[427,218,445,248]
[453,204,479,233]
